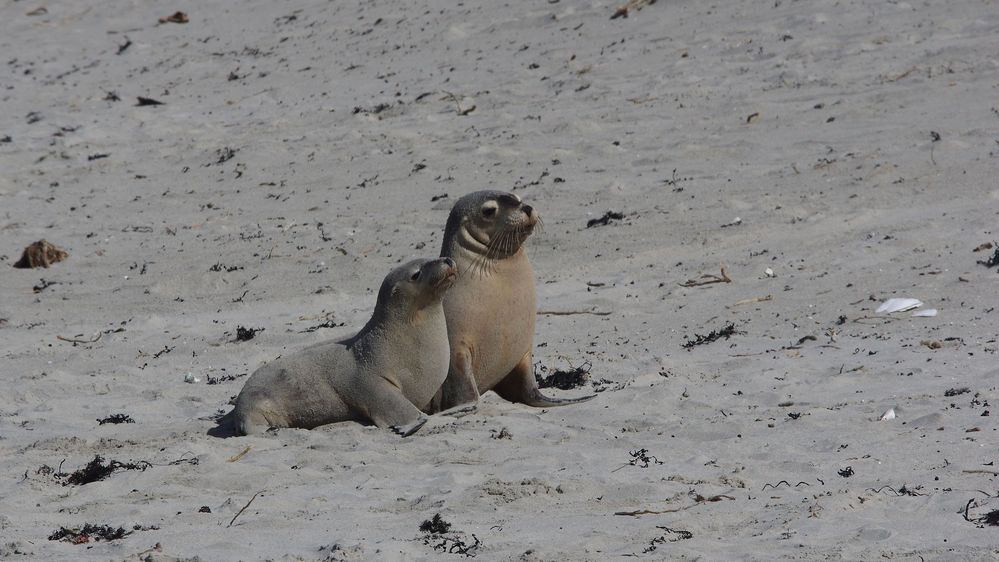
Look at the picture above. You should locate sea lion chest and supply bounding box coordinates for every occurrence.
[444,249,536,390]
[363,306,451,409]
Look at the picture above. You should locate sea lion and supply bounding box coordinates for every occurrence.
[428,190,594,413]
[229,257,456,436]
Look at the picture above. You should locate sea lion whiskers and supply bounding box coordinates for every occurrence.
[472,226,520,277]
[532,214,544,236]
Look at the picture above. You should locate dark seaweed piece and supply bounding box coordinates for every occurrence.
[206,372,248,384]
[135,97,164,106]
[643,526,693,553]
[214,146,237,165]
[48,524,130,543]
[32,278,60,293]
[534,361,591,390]
[682,323,737,349]
[97,414,134,425]
[352,103,391,115]
[299,320,344,333]
[586,211,624,228]
[977,248,999,268]
[62,455,150,486]
[208,262,243,272]
[425,534,480,558]
[419,513,452,535]
[944,387,970,397]
[838,466,854,478]
[233,326,262,342]
[419,514,479,557]
[626,448,662,469]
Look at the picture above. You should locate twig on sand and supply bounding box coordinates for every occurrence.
[227,446,252,463]
[228,491,263,528]
[615,494,735,517]
[851,315,902,324]
[679,265,732,287]
[963,469,999,476]
[731,295,772,307]
[885,66,918,82]
[537,309,611,316]
[440,91,475,116]
[57,333,102,344]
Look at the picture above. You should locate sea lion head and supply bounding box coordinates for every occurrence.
[441,190,539,260]
[375,257,457,315]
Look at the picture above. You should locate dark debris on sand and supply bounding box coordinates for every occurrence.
[419,514,480,557]
[534,361,591,390]
[96,413,135,425]
[586,211,625,228]
[976,247,999,268]
[62,455,150,486]
[682,323,737,349]
[419,513,452,535]
[233,326,263,342]
[49,524,130,543]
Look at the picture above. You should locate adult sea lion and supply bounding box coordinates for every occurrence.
[428,190,594,412]
[230,257,456,436]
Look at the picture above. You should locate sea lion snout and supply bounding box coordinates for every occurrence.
[425,256,456,274]
[425,257,457,292]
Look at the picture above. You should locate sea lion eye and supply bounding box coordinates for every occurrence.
[410,270,421,281]
[482,205,497,218]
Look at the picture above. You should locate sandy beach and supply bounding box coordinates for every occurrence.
[2,0,998,559]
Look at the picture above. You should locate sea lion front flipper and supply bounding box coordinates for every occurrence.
[365,378,431,437]
[492,352,596,408]
[390,415,428,437]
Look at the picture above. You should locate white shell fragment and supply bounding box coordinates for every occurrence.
[912,308,938,317]
[764,267,776,278]
[879,408,896,421]
[184,372,201,384]
[875,298,923,314]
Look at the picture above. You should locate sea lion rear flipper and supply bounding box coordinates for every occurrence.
[432,348,481,413]
[492,352,596,408]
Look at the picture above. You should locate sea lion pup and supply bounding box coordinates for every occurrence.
[427,190,594,413]
[230,257,457,437]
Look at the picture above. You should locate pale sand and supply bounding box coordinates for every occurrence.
[2,0,998,560]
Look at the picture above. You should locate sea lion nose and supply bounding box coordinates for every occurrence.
[521,204,533,216]
[442,257,456,268]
